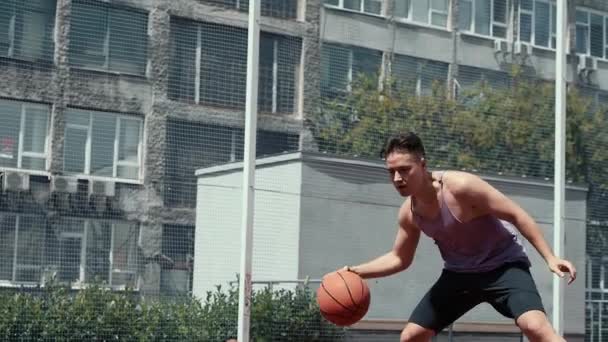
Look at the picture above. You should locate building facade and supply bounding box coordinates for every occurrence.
[0,0,313,296]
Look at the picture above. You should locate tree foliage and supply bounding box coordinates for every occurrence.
[309,69,608,188]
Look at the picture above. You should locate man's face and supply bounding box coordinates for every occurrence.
[386,151,426,197]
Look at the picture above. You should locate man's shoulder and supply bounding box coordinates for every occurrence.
[397,197,416,227]
[441,170,483,195]
[441,170,477,184]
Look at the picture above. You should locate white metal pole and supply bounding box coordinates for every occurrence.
[237,0,260,340]
[553,0,567,336]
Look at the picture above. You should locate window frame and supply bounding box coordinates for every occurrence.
[326,48,354,94]
[173,20,297,114]
[0,0,56,62]
[69,1,148,76]
[209,0,299,19]
[0,216,140,290]
[520,3,608,60]
[576,9,591,56]
[518,0,559,51]
[63,109,143,182]
[10,215,44,284]
[460,0,508,38]
[0,100,50,173]
[324,0,384,16]
[393,0,450,29]
[518,0,535,45]
[391,54,450,97]
[322,44,385,97]
[576,7,608,60]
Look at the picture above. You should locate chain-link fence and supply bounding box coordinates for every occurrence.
[0,0,607,341]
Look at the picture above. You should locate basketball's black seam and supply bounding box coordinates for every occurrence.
[321,282,358,314]
[336,272,361,310]
[359,277,366,309]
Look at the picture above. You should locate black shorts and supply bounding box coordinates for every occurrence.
[408,261,545,333]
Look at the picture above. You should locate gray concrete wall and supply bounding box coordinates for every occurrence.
[193,157,303,298]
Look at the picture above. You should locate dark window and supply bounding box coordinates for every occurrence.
[0,0,56,62]
[169,18,301,114]
[165,120,299,207]
[69,0,148,75]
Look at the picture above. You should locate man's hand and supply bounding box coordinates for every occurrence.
[547,257,577,285]
[339,266,359,274]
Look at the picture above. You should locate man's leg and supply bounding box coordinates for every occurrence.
[400,323,435,342]
[483,263,560,342]
[403,270,482,342]
[516,310,565,342]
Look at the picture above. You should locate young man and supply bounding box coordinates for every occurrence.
[343,132,576,342]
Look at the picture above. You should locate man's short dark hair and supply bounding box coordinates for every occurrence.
[381,132,426,160]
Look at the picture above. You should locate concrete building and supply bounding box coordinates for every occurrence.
[0,0,313,296]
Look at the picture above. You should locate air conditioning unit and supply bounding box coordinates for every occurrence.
[1,171,30,191]
[514,41,532,55]
[50,176,79,193]
[493,39,510,53]
[89,180,115,197]
[578,55,598,72]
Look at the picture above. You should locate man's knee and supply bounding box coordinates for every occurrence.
[516,310,560,340]
[400,323,435,342]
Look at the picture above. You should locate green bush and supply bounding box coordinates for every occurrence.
[0,281,344,342]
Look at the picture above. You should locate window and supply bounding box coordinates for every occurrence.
[0,215,46,283]
[165,120,300,207]
[202,0,298,19]
[64,109,143,180]
[100,221,140,287]
[576,10,590,55]
[606,17,608,58]
[259,34,300,113]
[576,9,607,58]
[394,0,449,28]
[458,65,513,90]
[459,0,507,38]
[587,254,608,291]
[0,215,140,287]
[0,100,49,171]
[324,0,382,15]
[168,19,301,114]
[161,225,194,295]
[69,0,148,75]
[0,0,56,62]
[320,43,382,97]
[392,54,449,96]
[49,219,139,287]
[519,0,558,49]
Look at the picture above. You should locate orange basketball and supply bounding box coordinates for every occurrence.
[316,270,370,326]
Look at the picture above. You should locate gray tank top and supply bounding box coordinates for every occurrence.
[412,172,530,272]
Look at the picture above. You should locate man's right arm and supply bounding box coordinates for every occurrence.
[347,201,421,279]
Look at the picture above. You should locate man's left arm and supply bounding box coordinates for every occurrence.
[453,172,577,285]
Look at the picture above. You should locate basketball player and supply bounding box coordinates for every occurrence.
[343,132,576,342]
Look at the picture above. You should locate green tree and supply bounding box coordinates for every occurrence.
[310,71,608,186]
